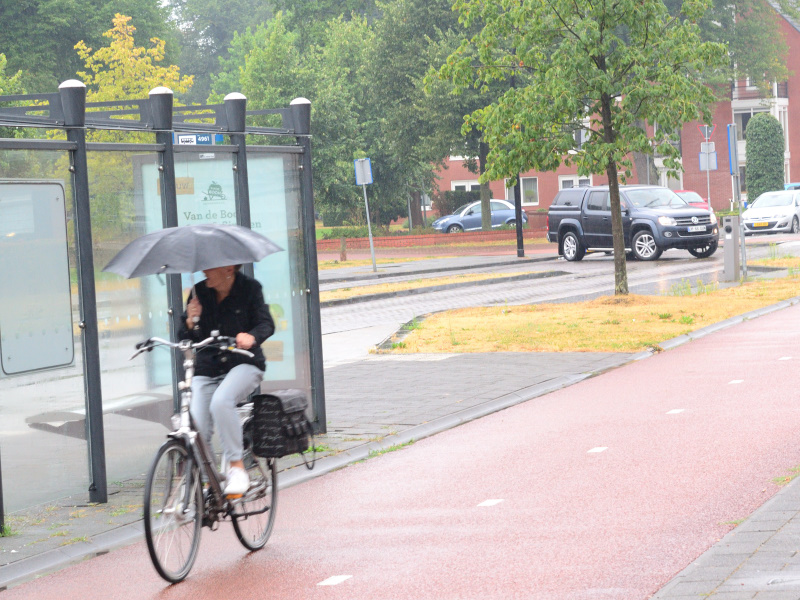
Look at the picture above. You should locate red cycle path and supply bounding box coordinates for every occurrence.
[9,302,800,599]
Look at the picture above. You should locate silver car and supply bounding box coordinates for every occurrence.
[742,190,800,235]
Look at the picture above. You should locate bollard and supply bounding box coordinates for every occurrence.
[722,215,741,281]
[339,237,347,262]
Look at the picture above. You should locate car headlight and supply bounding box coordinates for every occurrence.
[658,216,677,226]
[709,213,717,225]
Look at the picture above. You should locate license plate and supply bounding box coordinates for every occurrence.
[753,221,769,227]
[687,225,706,232]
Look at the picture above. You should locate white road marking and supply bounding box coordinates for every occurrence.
[666,409,685,414]
[477,499,504,507]
[780,357,792,361]
[588,447,608,453]
[729,380,744,384]
[318,575,352,586]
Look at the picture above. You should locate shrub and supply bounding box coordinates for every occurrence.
[745,113,785,202]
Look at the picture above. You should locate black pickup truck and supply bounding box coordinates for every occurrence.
[546,185,719,261]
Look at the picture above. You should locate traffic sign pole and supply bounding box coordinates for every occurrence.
[362,183,376,272]
[354,158,377,272]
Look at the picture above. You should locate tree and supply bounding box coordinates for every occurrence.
[164,0,273,103]
[226,15,398,225]
[440,0,726,294]
[663,0,795,91]
[266,0,378,47]
[0,54,26,139]
[73,14,193,243]
[0,0,177,93]
[745,113,785,201]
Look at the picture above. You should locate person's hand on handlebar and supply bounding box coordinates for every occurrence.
[235,332,256,350]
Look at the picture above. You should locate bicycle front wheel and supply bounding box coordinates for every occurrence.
[231,454,278,551]
[144,439,202,583]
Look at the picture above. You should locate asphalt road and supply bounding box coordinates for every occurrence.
[7,300,800,599]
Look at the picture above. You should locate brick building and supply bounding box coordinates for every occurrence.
[433,11,800,215]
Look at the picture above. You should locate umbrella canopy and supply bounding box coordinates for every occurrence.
[103,224,283,278]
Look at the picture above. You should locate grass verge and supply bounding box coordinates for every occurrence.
[384,276,800,354]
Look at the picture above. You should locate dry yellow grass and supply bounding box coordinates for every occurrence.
[318,257,453,270]
[388,276,800,354]
[751,256,800,269]
[321,271,538,302]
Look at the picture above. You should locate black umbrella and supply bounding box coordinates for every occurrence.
[103,224,283,278]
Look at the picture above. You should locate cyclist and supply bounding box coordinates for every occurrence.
[179,264,274,496]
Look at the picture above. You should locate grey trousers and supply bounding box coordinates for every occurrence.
[190,364,264,464]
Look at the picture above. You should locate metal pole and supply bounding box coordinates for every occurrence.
[61,80,107,504]
[149,87,183,407]
[363,183,377,272]
[728,123,747,280]
[226,93,254,279]
[705,145,712,208]
[513,176,524,257]
[291,98,326,434]
[737,172,747,280]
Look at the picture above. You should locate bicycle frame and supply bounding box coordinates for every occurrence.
[166,340,270,523]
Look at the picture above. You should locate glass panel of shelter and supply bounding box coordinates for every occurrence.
[0,150,91,510]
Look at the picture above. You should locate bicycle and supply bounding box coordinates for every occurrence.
[131,332,278,583]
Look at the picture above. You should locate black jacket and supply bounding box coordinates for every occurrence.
[178,272,275,376]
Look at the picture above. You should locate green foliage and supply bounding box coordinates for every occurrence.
[438,0,726,294]
[745,113,785,202]
[0,54,26,139]
[166,0,274,103]
[0,0,177,93]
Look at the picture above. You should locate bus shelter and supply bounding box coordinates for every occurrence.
[0,82,324,518]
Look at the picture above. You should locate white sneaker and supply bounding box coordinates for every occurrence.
[224,467,249,497]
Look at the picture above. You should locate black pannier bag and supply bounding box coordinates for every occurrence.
[250,389,312,459]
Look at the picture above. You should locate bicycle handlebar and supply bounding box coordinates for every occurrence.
[130,333,255,360]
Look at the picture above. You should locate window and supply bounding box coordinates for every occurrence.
[553,189,585,206]
[586,191,609,211]
[490,201,509,212]
[734,109,768,141]
[739,166,747,192]
[559,175,592,189]
[452,180,480,192]
[521,177,538,205]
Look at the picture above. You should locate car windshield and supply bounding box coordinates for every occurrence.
[750,192,793,208]
[454,203,473,215]
[626,188,688,208]
[677,191,704,204]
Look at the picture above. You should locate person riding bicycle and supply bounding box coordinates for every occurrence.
[179,264,274,497]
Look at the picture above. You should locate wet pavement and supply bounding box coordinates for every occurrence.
[2,241,800,598]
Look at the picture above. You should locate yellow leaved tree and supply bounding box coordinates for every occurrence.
[71,14,194,248]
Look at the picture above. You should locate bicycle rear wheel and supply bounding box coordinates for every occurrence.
[144,439,202,583]
[231,452,278,551]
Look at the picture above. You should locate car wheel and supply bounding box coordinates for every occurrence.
[792,216,799,234]
[561,231,585,261]
[631,230,662,261]
[506,219,518,228]
[446,224,463,233]
[688,240,718,258]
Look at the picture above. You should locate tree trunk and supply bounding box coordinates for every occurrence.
[601,93,629,295]
[479,140,492,231]
[409,190,424,230]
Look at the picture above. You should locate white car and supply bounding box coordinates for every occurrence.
[742,190,800,235]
